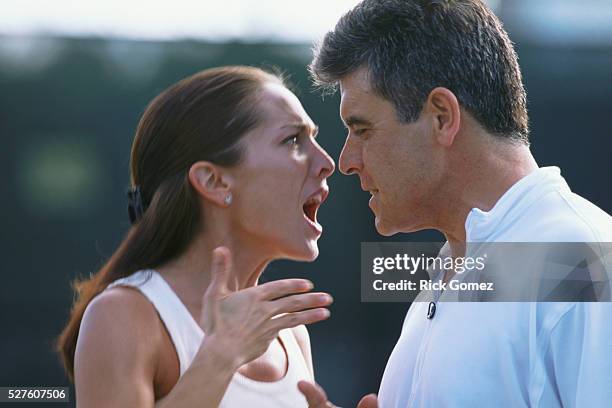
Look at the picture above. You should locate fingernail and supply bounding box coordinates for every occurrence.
[320,294,333,303]
[305,280,314,289]
[321,309,330,318]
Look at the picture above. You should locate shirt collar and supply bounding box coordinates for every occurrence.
[427,241,452,280]
[464,166,570,242]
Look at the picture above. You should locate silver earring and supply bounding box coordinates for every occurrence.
[224,193,233,205]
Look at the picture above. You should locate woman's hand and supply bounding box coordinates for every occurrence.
[298,381,379,408]
[197,246,333,369]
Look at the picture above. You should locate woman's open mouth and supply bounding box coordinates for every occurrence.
[302,188,328,234]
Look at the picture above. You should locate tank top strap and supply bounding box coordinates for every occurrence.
[105,271,312,406]
[227,327,313,399]
[278,328,313,382]
[105,269,204,376]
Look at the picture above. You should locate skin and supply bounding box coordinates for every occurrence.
[75,82,335,407]
[299,66,538,407]
[337,67,538,257]
[227,82,335,263]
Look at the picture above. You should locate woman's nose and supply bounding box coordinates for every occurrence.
[312,141,335,179]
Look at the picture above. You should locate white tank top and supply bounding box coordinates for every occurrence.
[104,269,312,407]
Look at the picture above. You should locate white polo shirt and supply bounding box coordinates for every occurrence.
[377,167,612,407]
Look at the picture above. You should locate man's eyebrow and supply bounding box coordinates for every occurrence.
[344,116,373,128]
[281,123,319,137]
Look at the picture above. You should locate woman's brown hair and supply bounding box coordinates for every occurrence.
[55,66,283,381]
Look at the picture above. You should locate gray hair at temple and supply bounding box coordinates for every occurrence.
[309,0,530,143]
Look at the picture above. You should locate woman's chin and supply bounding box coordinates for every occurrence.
[304,239,321,260]
[281,241,320,262]
[304,246,319,261]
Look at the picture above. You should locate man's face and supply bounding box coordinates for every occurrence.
[338,67,444,235]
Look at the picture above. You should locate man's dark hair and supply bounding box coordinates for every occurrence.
[310,0,529,143]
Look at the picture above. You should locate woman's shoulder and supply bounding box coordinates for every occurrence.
[74,286,167,405]
[78,286,163,367]
[87,284,157,320]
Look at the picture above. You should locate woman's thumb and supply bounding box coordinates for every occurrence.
[207,246,232,298]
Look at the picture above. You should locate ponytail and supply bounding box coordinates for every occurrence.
[55,66,283,380]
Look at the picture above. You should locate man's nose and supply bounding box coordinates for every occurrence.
[338,136,362,176]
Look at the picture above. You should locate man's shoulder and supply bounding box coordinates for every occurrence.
[509,188,612,242]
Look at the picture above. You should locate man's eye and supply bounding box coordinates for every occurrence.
[354,128,368,136]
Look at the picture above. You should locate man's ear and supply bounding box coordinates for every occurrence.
[426,87,461,147]
[188,161,233,207]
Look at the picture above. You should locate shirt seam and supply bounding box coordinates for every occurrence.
[555,191,603,242]
[532,302,578,407]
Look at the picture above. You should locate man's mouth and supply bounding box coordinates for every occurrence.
[360,182,378,195]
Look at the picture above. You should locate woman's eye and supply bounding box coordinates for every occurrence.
[283,134,300,146]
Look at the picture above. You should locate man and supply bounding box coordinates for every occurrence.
[298,0,612,407]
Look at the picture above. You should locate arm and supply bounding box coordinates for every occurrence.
[74,288,160,407]
[75,247,332,407]
[156,335,239,408]
[75,288,239,408]
[545,303,612,407]
[162,247,333,406]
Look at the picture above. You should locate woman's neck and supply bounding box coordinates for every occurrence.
[156,231,271,305]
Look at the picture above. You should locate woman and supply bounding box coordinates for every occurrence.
[56,66,336,407]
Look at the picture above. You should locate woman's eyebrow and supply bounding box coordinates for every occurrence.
[281,123,319,137]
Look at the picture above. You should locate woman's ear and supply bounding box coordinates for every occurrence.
[188,161,234,207]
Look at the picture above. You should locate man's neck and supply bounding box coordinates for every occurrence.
[440,138,538,257]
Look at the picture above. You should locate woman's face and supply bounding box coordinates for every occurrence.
[229,82,335,261]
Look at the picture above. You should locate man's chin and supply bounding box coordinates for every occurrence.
[374,217,399,237]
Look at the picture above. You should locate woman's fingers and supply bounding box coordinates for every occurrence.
[257,278,314,300]
[270,308,330,332]
[270,292,333,316]
[297,381,333,408]
[198,247,333,368]
[357,394,379,408]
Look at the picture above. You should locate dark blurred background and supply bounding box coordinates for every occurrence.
[1,1,611,407]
